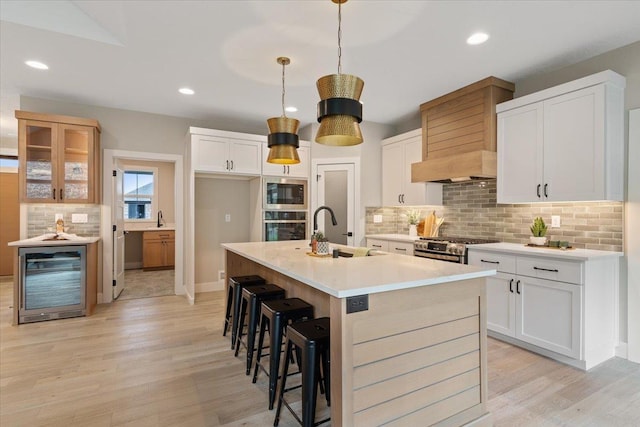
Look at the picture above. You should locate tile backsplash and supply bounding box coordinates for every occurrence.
[366,180,623,252]
[27,204,101,237]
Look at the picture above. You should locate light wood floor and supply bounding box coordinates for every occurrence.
[1,277,638,426]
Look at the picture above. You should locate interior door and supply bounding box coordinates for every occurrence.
[315,163,355,246]
[113,163,125,299]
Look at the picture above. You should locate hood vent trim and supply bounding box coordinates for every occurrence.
[411,150,497,183]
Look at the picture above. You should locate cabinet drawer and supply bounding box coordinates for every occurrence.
[516,257,583,285]
[468,251,516,273]
[388,241,413,256]
[366,239,388,252]
[143,230,175,241]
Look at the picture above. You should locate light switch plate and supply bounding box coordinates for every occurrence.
[225,214,231,222]
[55,213,63,222]
[373,214,383,223]
[551,215,561,228]
[72,213,88,223]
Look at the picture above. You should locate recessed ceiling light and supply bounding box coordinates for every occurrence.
[25,60,49,70]
[178,87,195,95]
[285,106,298,113]
[467,32,489,45]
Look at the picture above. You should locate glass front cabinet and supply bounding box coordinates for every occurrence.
[16,111,101,204]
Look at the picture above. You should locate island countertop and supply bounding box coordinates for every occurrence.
[222,240,496,298]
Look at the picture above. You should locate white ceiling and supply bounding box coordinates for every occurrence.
[2,0,640,140]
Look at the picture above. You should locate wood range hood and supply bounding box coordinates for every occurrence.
[411,76,515,183]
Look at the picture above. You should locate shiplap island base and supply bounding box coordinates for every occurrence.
[222,241,497,426]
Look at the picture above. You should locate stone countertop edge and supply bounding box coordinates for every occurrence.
[222,241,496,299]
[468,242,623,261]
[366,234,420,243]
[9,237,101,247]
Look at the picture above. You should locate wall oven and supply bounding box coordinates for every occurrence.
[18,245,86,323]
[263,177,307,210]
[264,211,307,241]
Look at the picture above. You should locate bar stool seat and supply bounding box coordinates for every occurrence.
[235,283,285,374]
[274,317,330,427]
[223,275,266,349]
[252,298,314,409]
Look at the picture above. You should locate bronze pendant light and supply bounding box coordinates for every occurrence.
[315,0,364,146]
[267,57,300,164]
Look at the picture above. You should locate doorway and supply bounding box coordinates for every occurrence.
[101,149,184,304]
[0,165,19,276]
[311,159,358,246]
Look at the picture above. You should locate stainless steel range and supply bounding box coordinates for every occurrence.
[413,237,499,264]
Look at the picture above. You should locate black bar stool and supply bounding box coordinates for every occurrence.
[274,317,330,427]
[252,298,314,409]
[223,275,266,349]
[235,283,285,374]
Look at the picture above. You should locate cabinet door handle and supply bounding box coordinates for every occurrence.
[516,280,521,294]
[226,160,229,170]
[287,166,290,174]
[230,160,234,170]
[372,244,382,248]
[283,165,286,174]
[402,194,405,203]
[395,247,406,251]
[544,183,548,198]
[533,266,559,273]
[398,194,401,203]
[509,279,514,293]
[536,184,541,198]
[60,189,64,200]
[53,188,56,200]
[481,259,500,264]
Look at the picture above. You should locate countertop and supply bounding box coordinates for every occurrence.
[9,235,101,247]
[365,233,420,243]
[222,240,496,298]
[468,242,623,261]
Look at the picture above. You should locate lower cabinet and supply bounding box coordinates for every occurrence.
[143,230,175,270]
[366,238,414,256]
[469,246,618,370]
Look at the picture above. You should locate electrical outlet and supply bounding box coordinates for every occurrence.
[225,214,231,222]
[218,270,225,281]
[346,294,368,314]
[551,215,561,228]
[373,214,383,223]
[72,213,88,223]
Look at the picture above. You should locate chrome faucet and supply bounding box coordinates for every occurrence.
[157,210,164,228]
[312,205,338,234]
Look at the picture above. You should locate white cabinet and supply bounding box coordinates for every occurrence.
[469,245,619,370]
[192,133,262,176]
[497,70,625,203]
[366,237,414,256]
[262,141,310,178]
[382,129,442,206]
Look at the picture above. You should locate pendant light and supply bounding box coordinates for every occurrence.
[315,0,364,146]
[267,57,300,164]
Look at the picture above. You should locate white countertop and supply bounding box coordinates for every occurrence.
[222,240,496,298]
[366,234,420,243]
[468,242,623,261]
[9,235,101,247]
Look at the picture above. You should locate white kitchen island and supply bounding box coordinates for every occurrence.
[223,241,497,426]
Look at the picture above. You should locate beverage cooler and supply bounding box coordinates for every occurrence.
[18,245,86,323]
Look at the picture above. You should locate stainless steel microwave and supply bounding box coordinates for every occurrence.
[263,177,308,210]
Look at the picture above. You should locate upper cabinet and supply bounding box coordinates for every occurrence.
[382,129,442,206]
[262,140,310,178]
[16,111,101,204]
[191,129,262,176]
[497,70,625,203]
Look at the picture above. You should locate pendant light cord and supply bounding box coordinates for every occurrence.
[281,60,286,117]
[337,1,342,75]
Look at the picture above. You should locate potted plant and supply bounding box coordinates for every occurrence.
[406,210,421,237]
[530,217,548,245]
[311,231,329,254]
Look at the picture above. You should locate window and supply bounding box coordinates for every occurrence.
[123,168,157,220]
[0,155,19,171]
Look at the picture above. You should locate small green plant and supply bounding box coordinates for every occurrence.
[406,210,421,225]
[530,217,548,237]
[312,231,327,242]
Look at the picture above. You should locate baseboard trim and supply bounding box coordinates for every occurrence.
[196,280,224,293]
[125,262,142,270]
[616,342,628,359]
